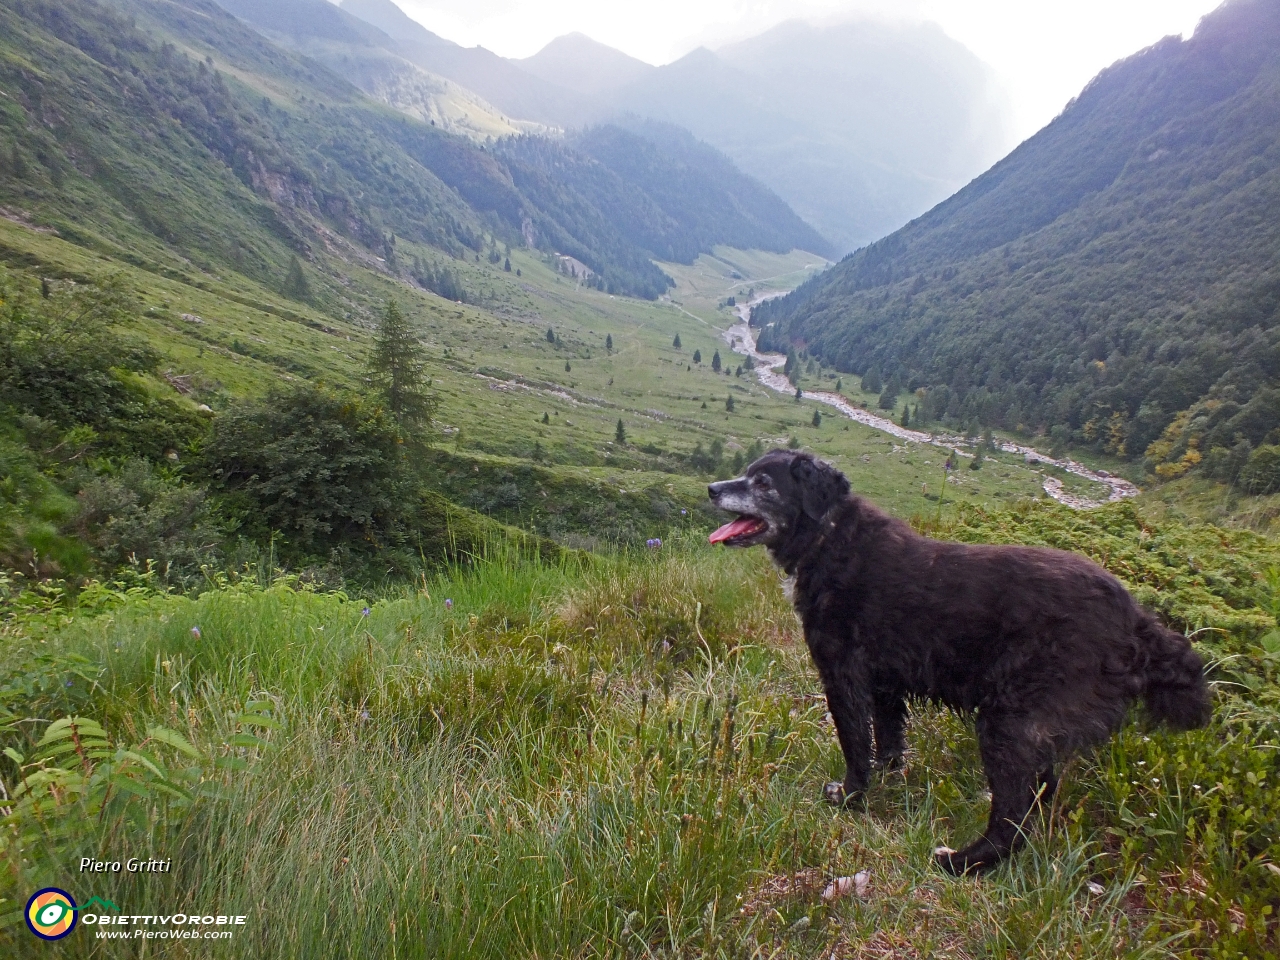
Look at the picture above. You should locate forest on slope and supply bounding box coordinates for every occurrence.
[755,0,1280,490]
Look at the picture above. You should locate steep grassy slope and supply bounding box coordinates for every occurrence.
[0,0,494,301]
[756,0,1280,483]
[0,0,824,305]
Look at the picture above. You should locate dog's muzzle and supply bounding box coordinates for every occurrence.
[708,478,768,545]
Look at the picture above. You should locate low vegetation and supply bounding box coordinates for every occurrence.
[2,501,1277,957]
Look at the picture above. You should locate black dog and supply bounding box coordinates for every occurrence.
[708,449,1210,874]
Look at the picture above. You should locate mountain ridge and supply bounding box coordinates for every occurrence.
[517,32,653,94]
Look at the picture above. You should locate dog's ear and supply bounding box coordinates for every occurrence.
[790,455,850,521]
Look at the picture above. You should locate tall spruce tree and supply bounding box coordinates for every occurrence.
[368,300,436,433]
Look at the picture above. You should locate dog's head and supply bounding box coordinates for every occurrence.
[707,449,850,548]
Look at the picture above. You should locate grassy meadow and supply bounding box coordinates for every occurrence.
[3,501,1279,957]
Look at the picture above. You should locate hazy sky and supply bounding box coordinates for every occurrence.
[387,0,1226,144]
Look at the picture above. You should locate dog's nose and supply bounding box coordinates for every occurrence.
[708,482,721,500]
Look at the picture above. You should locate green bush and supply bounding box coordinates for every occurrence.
[0,268,204,460]
[72,460,222,582]
[1240,444,1280,495]
[199,384,414,559]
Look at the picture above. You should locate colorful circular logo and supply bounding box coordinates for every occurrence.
[26,888,78,940]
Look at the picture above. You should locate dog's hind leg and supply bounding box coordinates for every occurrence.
[935,713,1050,875]
[872,690,908,770]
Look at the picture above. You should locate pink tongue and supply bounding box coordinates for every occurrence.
[709,516,764,544]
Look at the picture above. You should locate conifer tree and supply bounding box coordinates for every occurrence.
[812,409,822,428]
[368,300,436,433]
[673,333,681,349]
[693,349,702,364]
[711,350,721,372]
[282,255,312,303]
[615,419,627,444]
[726,394,735,412]
[606,333,613,352]
[546,327,556,343]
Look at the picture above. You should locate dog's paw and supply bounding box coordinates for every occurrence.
[822,781,863,807]
[933,844,996,876]
[932,846,961,875]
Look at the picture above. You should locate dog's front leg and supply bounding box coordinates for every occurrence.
[810,637,873,807]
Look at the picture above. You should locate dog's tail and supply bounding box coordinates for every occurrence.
[1137,612,1211,730]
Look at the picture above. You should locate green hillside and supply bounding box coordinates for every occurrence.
[756,0,1280,488]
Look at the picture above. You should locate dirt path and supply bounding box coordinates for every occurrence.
[725,300,1138,510]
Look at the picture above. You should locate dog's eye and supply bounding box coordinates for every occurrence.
[753,474,772,488]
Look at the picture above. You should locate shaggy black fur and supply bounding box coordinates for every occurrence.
[708,449,1210,874]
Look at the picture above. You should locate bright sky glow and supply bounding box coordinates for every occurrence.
[387,0,1226,144]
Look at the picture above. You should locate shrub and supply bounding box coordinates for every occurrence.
[0,268,204,460]
[1240,444,1280,495]
[73,460,221,582]
[199,384,413,558]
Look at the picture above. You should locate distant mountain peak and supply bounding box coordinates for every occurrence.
[518,32,653,94]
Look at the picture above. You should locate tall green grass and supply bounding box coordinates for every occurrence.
[2,521,1278,957]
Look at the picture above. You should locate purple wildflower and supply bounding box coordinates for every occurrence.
[445,599,453,610]
[191,626,201,638]
[362,606,371,617]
